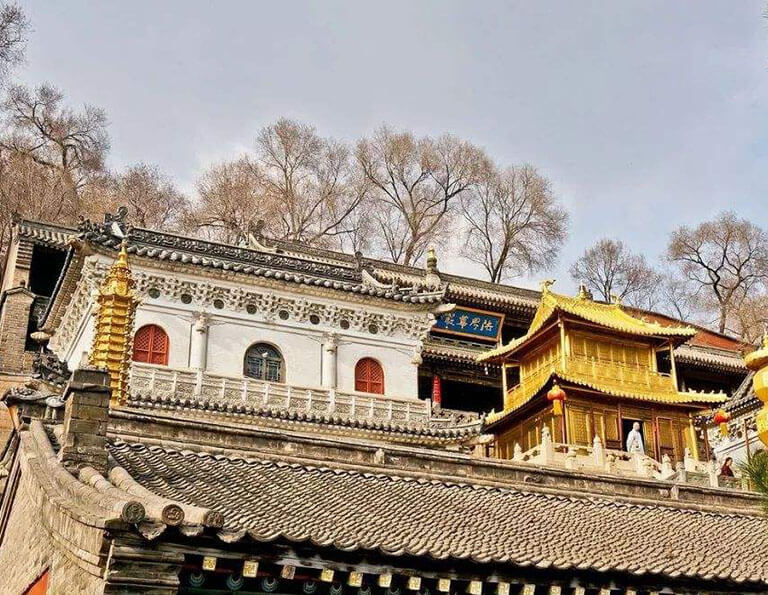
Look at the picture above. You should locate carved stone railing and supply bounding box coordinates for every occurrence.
[503,428,750,490]
[128,362,431,424]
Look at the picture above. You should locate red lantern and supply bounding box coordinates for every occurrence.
[547,383,566,416]
[713,409,730,437]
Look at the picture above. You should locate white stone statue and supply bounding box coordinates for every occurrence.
[626,422,645,454]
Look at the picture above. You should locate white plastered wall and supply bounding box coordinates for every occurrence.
[52,257,428,399]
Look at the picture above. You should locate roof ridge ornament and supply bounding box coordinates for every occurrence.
[424,246,441,288]
[540,279,555,294]
[247,220,278,253]
[577,282,592,301]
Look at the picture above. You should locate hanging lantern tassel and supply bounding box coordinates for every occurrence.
[547,383,566,416]
[713,409,730,437]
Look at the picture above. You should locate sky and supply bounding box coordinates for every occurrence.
[15,1,768,291]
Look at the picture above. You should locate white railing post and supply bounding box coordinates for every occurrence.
[286,385,292,409]
[592,435,605,467]
[541,426,554,464]
[220,378,226,400]
[708,460,719,488]
[661,454,674,478]
[241,379,247,402]
[172,371,179,396]
[684,447,696,472]
[565,446,577,471]
[513,443,524,461]
[387,401,393,420]
[262,383,269,407]
[307,390,313,412]
[328,389,336,414]
[350,394,356,418]
[149,367,156,394]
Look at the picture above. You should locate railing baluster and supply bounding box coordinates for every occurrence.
[307,390,313,411]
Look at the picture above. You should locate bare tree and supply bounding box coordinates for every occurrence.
[569,238,661,306]
[90,163,190,230]
[185,156,265,244]
[729,294,768,343]
[0,3,27,81]
[256,119,368,245]
[461,164,567,283]
[356,126,489,266]
[0,84,109,210]
[0,149,71,260]
[652,273,703,322]
[667,212,768,334]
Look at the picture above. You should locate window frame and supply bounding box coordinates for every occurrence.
[243,342,285,383]
[132,324,170,366]
[354,357,385,395]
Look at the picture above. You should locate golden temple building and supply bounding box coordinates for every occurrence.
[745,332,768,447]
[478,282,727,462]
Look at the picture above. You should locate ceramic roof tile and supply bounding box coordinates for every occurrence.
[108,440,768,586]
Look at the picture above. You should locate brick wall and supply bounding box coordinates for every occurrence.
[0,287,35,375]
[0,457,107,594]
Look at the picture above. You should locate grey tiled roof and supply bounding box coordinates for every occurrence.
[16,219,75,248]
[674,344,747,373]
[123,392,482,442]
[108,439,768,585]
[725,371,759,415]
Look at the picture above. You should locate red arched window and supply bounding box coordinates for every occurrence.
[355,358,384,394]
[132,324,169,365]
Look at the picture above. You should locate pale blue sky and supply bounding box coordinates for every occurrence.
[16,1,768,290]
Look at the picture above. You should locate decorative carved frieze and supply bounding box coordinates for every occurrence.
[50,258,436,356]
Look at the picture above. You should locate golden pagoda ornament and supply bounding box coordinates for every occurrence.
[88,241,139,406]
[744,332,768,446]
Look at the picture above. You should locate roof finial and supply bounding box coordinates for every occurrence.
[540,279,555,294]
[577,282,591,300]
[426,246,438,273]
[424,246,441,288]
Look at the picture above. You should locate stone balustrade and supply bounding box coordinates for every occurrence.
[508,427,750,490]
[128,362,431,425]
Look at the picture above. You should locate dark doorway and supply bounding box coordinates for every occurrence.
[621,418,645,453]
[29,245,67,297]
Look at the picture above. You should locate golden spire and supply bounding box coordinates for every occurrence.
[744,329,768,447]
[89,242,139,406]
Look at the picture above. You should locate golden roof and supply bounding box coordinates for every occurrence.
[486,361,727,425]
[478,284,696,363]
[745,333,768,371]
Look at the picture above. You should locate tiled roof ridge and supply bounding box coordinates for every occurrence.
[123,392,481,439]
[265,235,542,299]
[17,217,77,234]
[109,437,763,518]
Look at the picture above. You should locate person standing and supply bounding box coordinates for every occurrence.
[626,422,645,454]
[720,456,735,477]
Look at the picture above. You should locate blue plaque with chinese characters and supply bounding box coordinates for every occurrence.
[433,307,505,342]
